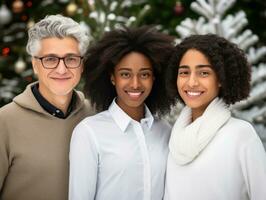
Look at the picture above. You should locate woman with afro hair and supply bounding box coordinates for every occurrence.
[164,34,266,200]
[69,26,175,200]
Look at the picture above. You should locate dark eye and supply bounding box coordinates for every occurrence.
[66,56,79,62]
[43,56,58,63]
[199,71,210,77]
[140,72,152,79]
[178,70,189,76]
[120,72,130,78]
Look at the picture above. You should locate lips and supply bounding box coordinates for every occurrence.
[51,77,71,80]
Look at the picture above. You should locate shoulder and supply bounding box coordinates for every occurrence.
[71,110,111,147]
[73,110,111,132]
[83,110,111,123]
[0,102,19,140]
[220,117,262,146]
[225,117,256,135]
[229,119,266,169]
[0,101,20,120]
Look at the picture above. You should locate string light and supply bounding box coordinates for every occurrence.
[2,47,10,57]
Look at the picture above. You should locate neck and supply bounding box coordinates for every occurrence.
[191,112,201,122]
[116,101,145,122]
[128,106,144,122]
[40,91,73,114]
[191,108,203,122]
[51,95,72,114]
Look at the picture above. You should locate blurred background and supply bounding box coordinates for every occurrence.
[0,0,266,146]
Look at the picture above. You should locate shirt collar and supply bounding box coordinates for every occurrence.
[141,105,154,130]
[31,83,75,119]
[108,99,154,132]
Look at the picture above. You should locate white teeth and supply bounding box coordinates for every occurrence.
[127,92,141,97]
[187,91,201,96]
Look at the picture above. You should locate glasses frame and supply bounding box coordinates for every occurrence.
[34,55,83,69]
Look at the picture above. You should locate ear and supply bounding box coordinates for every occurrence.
[80,63,84,73]
[110,74,115,85]
[31,58,38,75]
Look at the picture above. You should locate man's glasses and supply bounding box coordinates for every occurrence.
[34,55,83,69]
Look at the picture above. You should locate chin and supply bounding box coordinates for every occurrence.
[125,100,145,109]
[51,88,74,96]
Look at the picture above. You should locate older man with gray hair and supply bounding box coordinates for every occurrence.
[0,14,93,200]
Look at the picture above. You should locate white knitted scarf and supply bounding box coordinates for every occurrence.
[169,98,231,165]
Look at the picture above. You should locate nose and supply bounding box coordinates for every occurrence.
[55,59,68,74]
[187,73,199,87]
[131,75,141,89]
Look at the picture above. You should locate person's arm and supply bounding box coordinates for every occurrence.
[69,120,99,200]
[0,116,9,190]
[240,128,266,200]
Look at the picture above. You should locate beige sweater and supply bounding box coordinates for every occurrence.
[0,83,94,200]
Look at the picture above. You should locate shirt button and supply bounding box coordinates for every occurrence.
[56,110,60,113]
[52,113,56,116]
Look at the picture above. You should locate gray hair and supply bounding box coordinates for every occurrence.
[26,14,89,56]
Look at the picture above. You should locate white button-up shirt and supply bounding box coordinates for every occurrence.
[69,100,171,200]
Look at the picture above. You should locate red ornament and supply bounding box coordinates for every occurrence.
[2,47,10,56]
[174,1,184,16]
[26,1,33,8]
[25,76,33,82]
[21,14,28,21]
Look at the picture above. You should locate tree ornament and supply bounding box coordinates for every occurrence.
[21,14,28,21]
[66,2,78,16]
[0,4,12,25]
[15,57,26,74]
[2,47,10,56]
[88,0,95,10]
[174,1,184,16]
[12,0,24,13]
[27,19,35,29]
[26,1,33,8]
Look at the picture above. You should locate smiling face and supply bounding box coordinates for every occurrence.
[177,49,220,120]
[111,52,154,117]
[32,37,83,102]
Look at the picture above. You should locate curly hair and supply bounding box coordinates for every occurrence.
[83,26,175,115]
[166,34,251,105]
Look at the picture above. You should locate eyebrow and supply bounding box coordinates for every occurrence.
[117,67,153,71]
[40,53,80,57]
[178,64,212,69]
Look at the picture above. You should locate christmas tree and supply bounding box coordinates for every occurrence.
[1,0,266,147]
[0,0,149,106]
[166,0,266,147]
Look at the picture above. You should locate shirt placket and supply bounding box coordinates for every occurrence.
[133,122,151,200]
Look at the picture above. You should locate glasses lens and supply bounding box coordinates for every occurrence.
[64,56,81,68]
[42,56,59,68]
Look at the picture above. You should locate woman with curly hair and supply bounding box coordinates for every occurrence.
[164,34,266,200]
[69,26,175,200]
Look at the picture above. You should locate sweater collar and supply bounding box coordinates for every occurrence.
[169,97,231,165]
[13,82,86,118]
[31,83,75,119]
